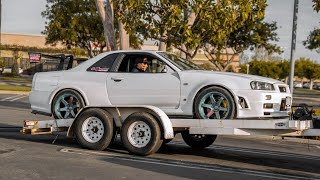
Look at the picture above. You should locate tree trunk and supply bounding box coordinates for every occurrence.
[310,79,313,90]
[179,11,197,60]
[158,30,167,51]
[118,1,130,50]
[95,0,117,51]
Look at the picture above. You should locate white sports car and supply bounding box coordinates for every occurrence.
[29,50,292,120]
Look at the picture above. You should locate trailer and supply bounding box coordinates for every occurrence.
[22,105,320,156]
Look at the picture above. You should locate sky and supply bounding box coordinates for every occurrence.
[1,0,320,62]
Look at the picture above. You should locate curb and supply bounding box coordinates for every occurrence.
[280,136,320,145]
[0,90,30,95]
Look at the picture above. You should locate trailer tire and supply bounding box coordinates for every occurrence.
[121,112,163,156]
[181,131,217,149]
[74,108,113,151]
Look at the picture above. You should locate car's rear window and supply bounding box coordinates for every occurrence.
[87,53,119,72]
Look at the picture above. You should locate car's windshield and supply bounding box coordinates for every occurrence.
[157,52,203,70]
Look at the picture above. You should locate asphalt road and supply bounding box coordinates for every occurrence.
[1,93,320,179]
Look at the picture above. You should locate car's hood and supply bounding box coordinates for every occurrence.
[181,70,283,84]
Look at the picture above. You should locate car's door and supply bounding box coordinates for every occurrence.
[106,53,181,108]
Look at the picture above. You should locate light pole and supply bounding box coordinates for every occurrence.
[289,0,299,93]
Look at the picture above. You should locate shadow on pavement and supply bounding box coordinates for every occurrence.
[0,101,30,109]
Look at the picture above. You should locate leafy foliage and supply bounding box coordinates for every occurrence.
[42,0,106,57]
[239,60,281,79]
[294,58,320,81]
[239,58,320,82]
[304,0,320,52]
[312,0,320,12]
[303,28,320,53]
[120,0,280,71]
[0,44,87,56]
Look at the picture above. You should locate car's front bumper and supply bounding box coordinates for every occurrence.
[234,89,292,118]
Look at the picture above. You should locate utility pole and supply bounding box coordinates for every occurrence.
[289,0,299,93]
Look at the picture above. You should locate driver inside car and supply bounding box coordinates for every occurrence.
[131,57,149,72]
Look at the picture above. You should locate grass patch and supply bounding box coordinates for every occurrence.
[293,88,320,95]
[0,85,31,92]
[0,77,32,82]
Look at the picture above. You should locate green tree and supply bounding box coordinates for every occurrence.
[312,0,320,12]
[42,0,142,57]
[42,0,106,57]
[295,58,320,89]
[240,60,282,79]
[203,4,281,71]
[279,61,290,80]
[120,0,280,71]
[120,0,196,52]
[304,0,320,52]
[304,29,320,53]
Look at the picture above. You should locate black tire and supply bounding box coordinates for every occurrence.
[121,112,163,156]
[187,86,235,149]
[182,131,217,149]
[194,86,236,119]
[74,108,114,150]
[162,138,173,144]
[51,89,85,119]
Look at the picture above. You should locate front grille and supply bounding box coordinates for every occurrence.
[279,86,287,92]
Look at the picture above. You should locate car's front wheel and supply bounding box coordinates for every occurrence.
[52,89,85,119]
[195,86,236,120]
[184,86,236,149]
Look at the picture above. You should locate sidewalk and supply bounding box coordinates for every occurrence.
[0,90,30,95]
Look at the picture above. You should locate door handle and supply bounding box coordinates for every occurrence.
[111,77,124,82]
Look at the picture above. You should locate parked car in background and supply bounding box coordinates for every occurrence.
[1,67,23,74]
[293,82,303,88]
[313,83,320,90]
[303,82,311,89]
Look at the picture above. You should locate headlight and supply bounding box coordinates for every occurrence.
[250,81,275,90]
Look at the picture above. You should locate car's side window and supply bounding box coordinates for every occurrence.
[117,54,170,73]
[87,53,118,72]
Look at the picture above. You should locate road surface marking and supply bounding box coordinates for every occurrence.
[9,95,27,102]
[0,94,24,102]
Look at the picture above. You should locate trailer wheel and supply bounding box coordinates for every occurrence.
[74,108,113,150]
[181,131,217,149]
[121,112,163,156]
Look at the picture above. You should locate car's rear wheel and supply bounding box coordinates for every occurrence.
[52,89,85,119]
[183,86,236,149]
